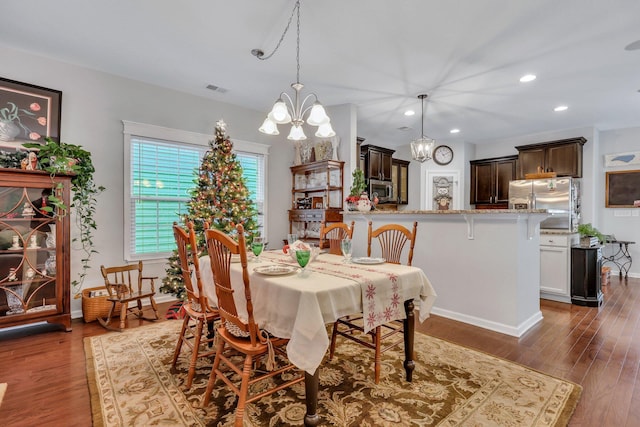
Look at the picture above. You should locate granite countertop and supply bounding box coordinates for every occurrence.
[343,209,548,215]
[540,229,578,235]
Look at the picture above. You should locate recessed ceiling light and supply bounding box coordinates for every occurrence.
[554,105,568,112]
[519,74,536,83]
[404,110,415,116]
[450,129,460,134]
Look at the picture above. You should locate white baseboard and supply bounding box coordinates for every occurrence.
[428,306,543,337]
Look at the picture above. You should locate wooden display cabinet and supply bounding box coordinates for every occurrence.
[289,160,344,241]
[0,169,71,332]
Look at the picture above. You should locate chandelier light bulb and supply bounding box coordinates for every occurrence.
[315,122,335,138]
[287,124,307,140]
[270,99,291,124]
[307,102,330,126]
[258,117,279,135]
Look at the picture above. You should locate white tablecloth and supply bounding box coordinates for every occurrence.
[197,250,437,374]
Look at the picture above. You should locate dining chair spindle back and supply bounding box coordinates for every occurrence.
[171,221,219,389]
[330,221,419,383]
[201,224,304,427]
[319,220,355,255]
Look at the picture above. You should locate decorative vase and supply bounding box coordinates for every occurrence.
[4,284,25,314]
[46,224,56,248]
[356,193,372,212]
[45,254,57,276]
[0,120,20,142]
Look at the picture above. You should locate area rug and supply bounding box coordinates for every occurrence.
[85,321,581,426]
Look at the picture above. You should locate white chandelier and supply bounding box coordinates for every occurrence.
[255,0,334,141]
[410,94,435,162]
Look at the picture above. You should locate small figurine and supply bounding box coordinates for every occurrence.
[25,152,38,170]
[29,234,39,248]
[11,235,20,250]
[22,202,35,217]
[8,268,17,281]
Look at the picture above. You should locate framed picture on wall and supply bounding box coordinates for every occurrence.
[605,170,640,208]
[426,171,460,210]
[0,77,62,146]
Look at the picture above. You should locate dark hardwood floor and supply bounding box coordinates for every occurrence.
[1,276,638,426]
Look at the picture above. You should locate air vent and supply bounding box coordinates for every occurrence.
[206,84,228,93]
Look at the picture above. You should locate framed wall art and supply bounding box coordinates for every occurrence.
[604,151,640,168]
[426,170,460,210]
[0,77,62,146]
[605,170,640,208]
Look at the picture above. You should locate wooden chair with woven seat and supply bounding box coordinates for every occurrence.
[98,261,159,331]
[171,221,220,389]
[329,220,418,383]
[319,220,355,255]
[201,224,304,427]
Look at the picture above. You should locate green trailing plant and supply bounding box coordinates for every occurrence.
[577,223,605,243]
[23,137,105,294]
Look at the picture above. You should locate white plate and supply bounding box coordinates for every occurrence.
[253,265,298,276]
[352,257,386,265]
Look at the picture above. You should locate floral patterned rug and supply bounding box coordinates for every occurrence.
[85,320,581,426]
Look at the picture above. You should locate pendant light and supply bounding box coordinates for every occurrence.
[255,0,334,141]
[410,94,435,162]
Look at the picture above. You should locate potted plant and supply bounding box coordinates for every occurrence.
[345,169,366,210]
[577,223,604,247]
[23,137,105,293]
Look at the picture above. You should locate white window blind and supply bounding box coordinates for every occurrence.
[124,121,268,261]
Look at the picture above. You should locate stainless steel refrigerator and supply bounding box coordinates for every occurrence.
[508,178,581,231]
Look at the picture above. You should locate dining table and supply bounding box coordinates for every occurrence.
[197,249,437,426]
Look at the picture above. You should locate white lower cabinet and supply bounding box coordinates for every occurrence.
[540,233,579,303]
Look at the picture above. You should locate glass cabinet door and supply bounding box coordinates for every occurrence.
[0,186,58,317]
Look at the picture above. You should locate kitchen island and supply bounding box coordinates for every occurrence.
[344,209,549,337]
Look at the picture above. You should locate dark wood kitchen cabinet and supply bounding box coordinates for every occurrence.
[361,145,395,181]
[470,155,518,208]
[391,159,410,205]
[516,137,586,178]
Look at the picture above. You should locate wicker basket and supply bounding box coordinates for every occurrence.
[81,286,121,323]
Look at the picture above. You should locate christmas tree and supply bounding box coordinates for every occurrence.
[160,120,260,297]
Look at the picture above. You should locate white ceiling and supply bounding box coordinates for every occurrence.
[2,0,640,147]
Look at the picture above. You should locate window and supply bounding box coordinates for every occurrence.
[123,121,268,261]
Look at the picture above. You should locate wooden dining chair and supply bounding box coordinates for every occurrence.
[319,220,355,255]
[98,261,159,331]
[201,224,304,427]
[171,221,219,389]
[329,220,418,384]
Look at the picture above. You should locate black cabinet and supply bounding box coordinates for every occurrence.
[571,246,603,307]
[361,145,395,181]
[516,137,586,178]
[469,155,518,208]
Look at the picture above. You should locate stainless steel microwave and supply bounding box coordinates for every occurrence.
[369,179,394,203]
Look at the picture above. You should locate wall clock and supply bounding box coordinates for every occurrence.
[433,145,454,165]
